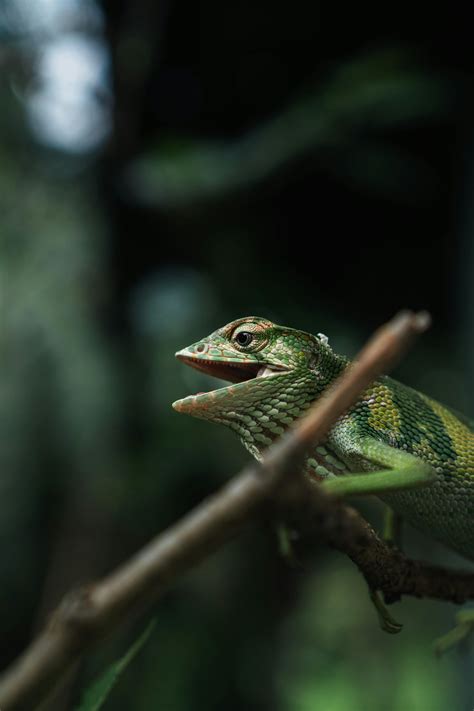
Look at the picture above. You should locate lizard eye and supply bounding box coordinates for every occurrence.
[234,331,253,347]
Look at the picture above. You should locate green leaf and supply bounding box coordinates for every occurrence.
[74,619,156,711]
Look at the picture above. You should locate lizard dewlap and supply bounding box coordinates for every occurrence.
[173,317,474,562]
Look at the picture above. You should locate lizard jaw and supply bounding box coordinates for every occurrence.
[172,355,288,412]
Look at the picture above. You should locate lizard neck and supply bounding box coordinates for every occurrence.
[196,352,349,459]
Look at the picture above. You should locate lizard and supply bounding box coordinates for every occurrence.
[172,316,474,649]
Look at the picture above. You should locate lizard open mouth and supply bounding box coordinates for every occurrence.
[175,355,285,383]
[173,354,288,410]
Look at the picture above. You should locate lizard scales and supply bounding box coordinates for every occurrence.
[173,317,474,561]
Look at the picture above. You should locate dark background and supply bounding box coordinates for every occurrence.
[1,2,473,709]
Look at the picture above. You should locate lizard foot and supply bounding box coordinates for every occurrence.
[369,588,403,634]
[433,610,474,656]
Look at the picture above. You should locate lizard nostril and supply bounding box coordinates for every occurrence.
[195,343,208,353]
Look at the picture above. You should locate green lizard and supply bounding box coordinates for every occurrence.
[173,316,474,648]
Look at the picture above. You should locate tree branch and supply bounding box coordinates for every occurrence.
[1,310,473,711]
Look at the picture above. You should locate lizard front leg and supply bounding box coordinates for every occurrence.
[321,438,436,498]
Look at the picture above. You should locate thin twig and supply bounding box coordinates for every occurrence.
[1,310,472,711]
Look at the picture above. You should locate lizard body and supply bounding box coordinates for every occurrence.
[173,317,474,562]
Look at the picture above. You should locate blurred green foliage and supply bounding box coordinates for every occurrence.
[129,52,449,209]
[74,620,155,711]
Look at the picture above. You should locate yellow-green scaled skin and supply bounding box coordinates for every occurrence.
[173,317,474,561]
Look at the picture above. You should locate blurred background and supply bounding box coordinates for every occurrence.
[1,1,473,709]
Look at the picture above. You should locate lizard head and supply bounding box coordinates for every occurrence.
[172,317,345,456]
